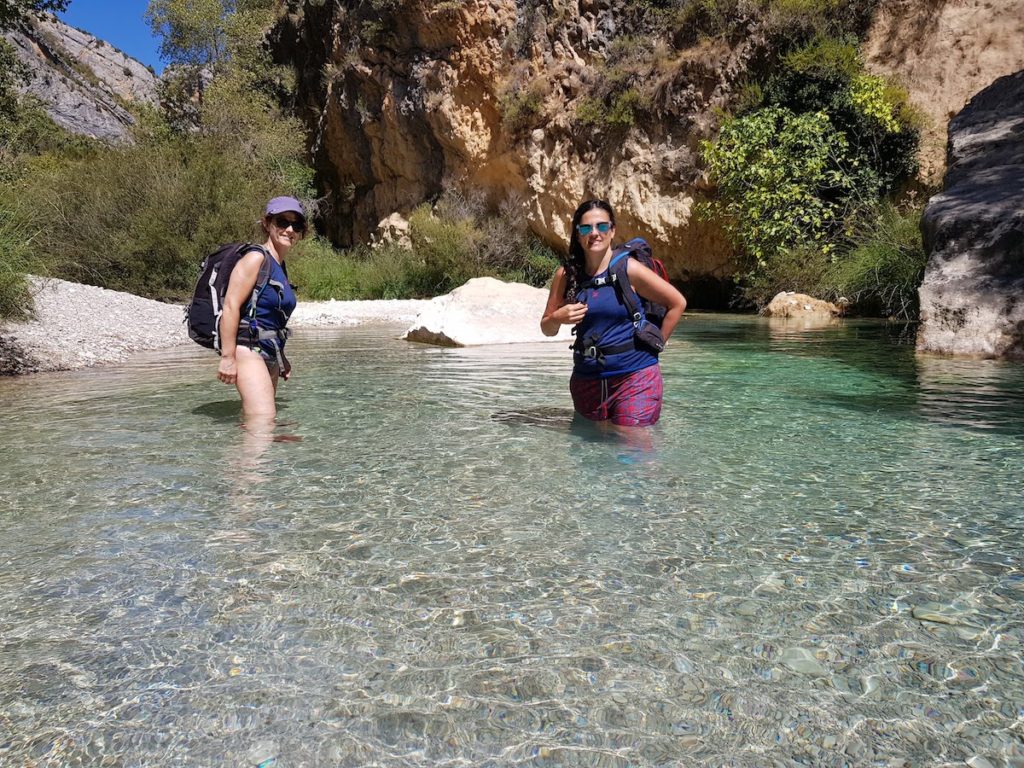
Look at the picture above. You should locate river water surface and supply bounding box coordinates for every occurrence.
[2,315,1023,766]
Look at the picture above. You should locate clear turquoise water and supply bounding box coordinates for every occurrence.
[2,315,1023,767]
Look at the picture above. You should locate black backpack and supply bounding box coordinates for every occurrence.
[608,237,669,330]
[186,242,275,353]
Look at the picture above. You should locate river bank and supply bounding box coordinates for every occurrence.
[0,276,430,375]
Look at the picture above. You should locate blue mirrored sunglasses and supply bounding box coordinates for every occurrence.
[577,221,612,236]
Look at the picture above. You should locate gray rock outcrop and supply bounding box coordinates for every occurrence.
[3,14,157,144]
[403,277,572,346]
[917,70,1024,360]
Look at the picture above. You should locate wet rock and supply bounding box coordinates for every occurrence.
[779,647,828,676]
[911,601,982,628]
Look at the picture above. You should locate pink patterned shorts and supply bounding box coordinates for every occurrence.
[570,364,663,427]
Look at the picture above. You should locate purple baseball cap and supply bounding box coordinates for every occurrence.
[265,196,306,220]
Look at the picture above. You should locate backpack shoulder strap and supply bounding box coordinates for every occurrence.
[608,245,644,324]
[237,244,274,319]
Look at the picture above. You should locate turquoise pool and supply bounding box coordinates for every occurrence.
[1,315,1022,766]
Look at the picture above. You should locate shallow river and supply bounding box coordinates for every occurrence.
[2,315,1023,767]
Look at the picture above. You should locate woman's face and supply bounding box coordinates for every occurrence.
[576,208,615,258]
[267,213,306,250]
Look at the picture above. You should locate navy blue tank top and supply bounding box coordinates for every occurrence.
[572,266,657,379]
[251,257,296,352]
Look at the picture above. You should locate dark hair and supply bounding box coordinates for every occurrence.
[563,199,616,300]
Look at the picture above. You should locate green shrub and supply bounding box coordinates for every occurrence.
[763,35,919,191]
[739,245,833,309]
[1,130,300,301]
[0,215,36,320]
[408,203,483,294]
[287,195,562,300]
[288,238,425,300]
[499,82,545,134]
[701,106,878,267]
[828,201,926,318]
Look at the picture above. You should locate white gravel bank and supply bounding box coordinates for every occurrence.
[0,276,429,375]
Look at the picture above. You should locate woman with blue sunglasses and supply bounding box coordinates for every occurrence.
[540,199,686,427]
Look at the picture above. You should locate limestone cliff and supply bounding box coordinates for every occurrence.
[274,0,744,283]
[275,0,1021,290]
[3,14,158,144]
[917,69,1024,360]
[864,0,1024,184]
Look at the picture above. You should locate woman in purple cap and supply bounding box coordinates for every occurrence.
[216,196,305,420]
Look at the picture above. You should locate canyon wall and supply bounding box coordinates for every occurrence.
[3,15,157,144]
[274,0,745,282]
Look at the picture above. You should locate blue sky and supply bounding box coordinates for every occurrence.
[58,0,164,73]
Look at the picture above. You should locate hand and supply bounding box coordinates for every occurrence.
[558,302,588,325]
[217,355,237,384]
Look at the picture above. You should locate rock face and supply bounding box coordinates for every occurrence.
[917,70,1024,361]
[864,0,1024,184]
[403,277,572,346]
[3,14,158,144]
[274,1,743,284]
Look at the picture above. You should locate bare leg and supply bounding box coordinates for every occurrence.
[234,346,279,424]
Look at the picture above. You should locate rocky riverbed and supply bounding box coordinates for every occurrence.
[0,276,429,375]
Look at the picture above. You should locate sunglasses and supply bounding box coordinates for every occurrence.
[272,215,306,233]
[577,221,612,236]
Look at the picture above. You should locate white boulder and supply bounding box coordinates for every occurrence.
[402,277,573,346]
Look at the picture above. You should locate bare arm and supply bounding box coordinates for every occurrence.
[626,260,687,342]
[217,250,265,384]
[540,266,588,336]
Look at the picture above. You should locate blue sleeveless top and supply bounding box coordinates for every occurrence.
[572,266,658,379]
[250,257,296,353]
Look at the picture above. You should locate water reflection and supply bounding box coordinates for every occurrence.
[915,353,1024,435]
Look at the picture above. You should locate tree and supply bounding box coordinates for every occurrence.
[0,0,67,30]
[145,0,230,69]
[701,106,878,267]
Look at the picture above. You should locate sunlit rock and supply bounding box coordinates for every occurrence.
[917,70,1024,360]
[763,292,843,320]
[371,212,411,249]
[3,14,157,144]
[402,277,572,346]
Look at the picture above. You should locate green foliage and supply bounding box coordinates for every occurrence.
[288,193,561,300]
[0,131,290,300]
[499,79,545,134]
[701,106,877,267]
[828,200,926,318]
[728,200,926,315]
[287,239,424,300]
[701,25,921,312]
[0,213,35,320]
[762,35,919,191]
[0,0,66,30]
[575,89,649,130]
[738,245,832,309]
[781,35,860,79]
[145,0,230,69]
